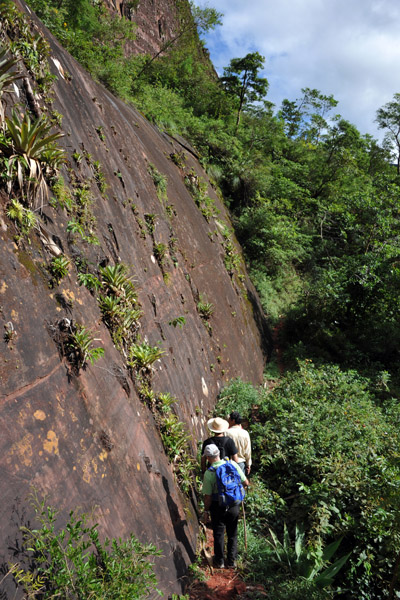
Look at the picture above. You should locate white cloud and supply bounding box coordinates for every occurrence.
[194,0,400,138]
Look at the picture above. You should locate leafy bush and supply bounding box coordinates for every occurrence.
[220,364,400,597]
[217,377,262,421]
[12,493,162,599]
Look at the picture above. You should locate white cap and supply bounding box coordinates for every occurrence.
[203,443,220,457]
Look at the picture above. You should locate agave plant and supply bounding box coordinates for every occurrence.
[267,523,351,588]
[3,109,65,208]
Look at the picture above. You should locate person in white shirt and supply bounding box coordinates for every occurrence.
[226,411,252,476]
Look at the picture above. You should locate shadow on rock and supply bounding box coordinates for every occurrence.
[162,475,196,590]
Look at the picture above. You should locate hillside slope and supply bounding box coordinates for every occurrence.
[0,1,270,596]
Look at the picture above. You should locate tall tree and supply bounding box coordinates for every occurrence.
[280,87,338,142]
[376,93,400,174]
[221,52,268,133]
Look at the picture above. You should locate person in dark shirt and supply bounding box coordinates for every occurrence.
[201,417,239,473]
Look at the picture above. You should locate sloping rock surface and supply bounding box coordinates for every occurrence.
[0,2,270,596]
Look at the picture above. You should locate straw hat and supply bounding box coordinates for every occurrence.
[207,417,229,433]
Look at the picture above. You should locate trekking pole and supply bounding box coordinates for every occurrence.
[242,501,247,550]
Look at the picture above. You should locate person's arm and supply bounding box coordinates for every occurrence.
[227,438,239,462]
[204,494,212,511]
[244,432,252,474]
[201,455,207,473]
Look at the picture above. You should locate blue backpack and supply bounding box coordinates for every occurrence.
[209,460,245,508]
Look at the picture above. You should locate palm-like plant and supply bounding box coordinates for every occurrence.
[2,110,65,207]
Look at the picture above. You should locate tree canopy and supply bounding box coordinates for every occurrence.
[221,51,268,132]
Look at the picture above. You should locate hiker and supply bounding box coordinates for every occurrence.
[200,417,239,474]
[226,411,252,475]
[202,443,249,568]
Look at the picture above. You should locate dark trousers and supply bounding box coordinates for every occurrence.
[210,501,240,563]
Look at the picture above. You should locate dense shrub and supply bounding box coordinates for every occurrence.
[11,494,162,599]
[218,366,400,597]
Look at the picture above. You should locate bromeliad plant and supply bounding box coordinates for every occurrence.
[98,264,142,352]
[148,163,168,203]
[48,255,70,285]
[128,339,165,377]
[77,263,142,354]
[65,324,104,371]
[2,110,65,208]
[151,392,196,495]
[6,198,37,236]
[197,296,214,320]
[0,46,23,125]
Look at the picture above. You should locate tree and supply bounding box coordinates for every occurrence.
[376,92,400,174]
[221,52,268,133]
[280,87,338,142]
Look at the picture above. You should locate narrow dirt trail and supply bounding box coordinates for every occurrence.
[188,321,284,599]
[188,523,266,600]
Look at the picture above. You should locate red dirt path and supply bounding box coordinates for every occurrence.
[188,524,266,600]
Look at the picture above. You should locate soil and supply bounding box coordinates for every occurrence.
[188,523,267,600]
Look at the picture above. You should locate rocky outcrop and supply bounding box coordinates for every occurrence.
[104,0,181,57]
[0,1,270,597]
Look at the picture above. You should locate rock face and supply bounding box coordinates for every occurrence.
[105,0,181,56]
[0,1,270,597]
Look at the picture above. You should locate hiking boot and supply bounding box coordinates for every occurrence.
[226,560,237,568]
[213,557,225,568]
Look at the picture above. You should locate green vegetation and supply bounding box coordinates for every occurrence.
[1,109,64,208]
[0,45,22,123]
[197,296,214,320]
[148,163,168,203]
[217,369,400,597]
[66,324,104,370]
[184,169,220,222]
[0,0,56,96]
[168,316,186,328]
[128,340,165,377]
[48,254,70,285]
[11,492,162,599]
[6,198,37,237]
[13,0,400,595]
[91,263,142,352]
[155,392,196,494]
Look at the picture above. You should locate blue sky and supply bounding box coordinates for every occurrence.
[193,0,400,140]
